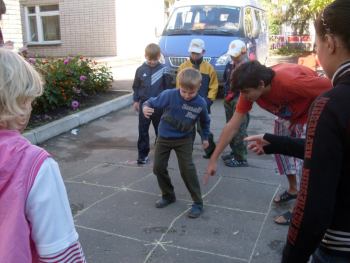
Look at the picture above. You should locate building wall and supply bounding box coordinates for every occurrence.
[20,0,117,57]
[2,0,23,50]
[19,0,167,58]
[114,0,165,58]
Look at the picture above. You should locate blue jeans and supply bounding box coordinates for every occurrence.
[312,248,350,263]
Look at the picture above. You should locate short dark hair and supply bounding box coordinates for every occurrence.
[231,61,275,92]
[178,68,202,90]
[315,0,350,51]
[145,43,161,60]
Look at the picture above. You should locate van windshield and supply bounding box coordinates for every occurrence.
[164,5,241,36]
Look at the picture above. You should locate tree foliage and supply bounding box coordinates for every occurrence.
[262,0,333,35]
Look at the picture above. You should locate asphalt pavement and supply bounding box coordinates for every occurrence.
[31,55,299,262]
[39,97,293,263]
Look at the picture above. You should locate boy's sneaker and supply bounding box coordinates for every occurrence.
[137,156,149,165]
[221,153,234,161]
[155,197,176,208]
[187,203,203,218]
[224,158,248,168]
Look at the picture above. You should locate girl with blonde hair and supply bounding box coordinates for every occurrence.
[0,48,86,262]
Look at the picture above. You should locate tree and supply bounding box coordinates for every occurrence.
[309,0,334,13]
[263,0,333,35]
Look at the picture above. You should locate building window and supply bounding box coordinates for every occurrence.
[25,5,61,44]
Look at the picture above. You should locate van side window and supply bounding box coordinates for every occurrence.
[244,7,253,38]
[260,11,267,33]
[253,9,261,36]
[174,13,183,29]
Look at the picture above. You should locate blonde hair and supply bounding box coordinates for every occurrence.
[0,48,43,121]
[177,68,202,90]
[145,43,161,60]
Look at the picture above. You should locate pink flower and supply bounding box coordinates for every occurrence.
[71,100,80,110]
[64,58,70,65]
[79,75,87,82]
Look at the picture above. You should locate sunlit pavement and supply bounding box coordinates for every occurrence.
[41,95,293,262]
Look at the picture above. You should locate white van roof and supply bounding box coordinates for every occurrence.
[172,0,263,9]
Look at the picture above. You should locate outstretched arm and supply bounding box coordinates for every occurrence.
[204,111,245,184]
[245,133,305,159]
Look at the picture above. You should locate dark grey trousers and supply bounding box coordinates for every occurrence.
[153,136,203,204]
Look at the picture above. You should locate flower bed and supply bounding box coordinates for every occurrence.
[28,56,113,114]
[26,89,130,130]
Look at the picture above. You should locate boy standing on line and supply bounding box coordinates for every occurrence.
[132,43,172,164]
[177,38,218,159]
[143,68,210,218]
[221,40,250,167]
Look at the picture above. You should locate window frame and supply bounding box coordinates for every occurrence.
[24,5,62,45]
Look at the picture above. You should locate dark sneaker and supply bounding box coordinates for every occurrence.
[202,145,216,159]
[155,197,176,208]
[224,158,248,168]
[137,156,149,165]
[187,203,203,218]
[221,153,234,161]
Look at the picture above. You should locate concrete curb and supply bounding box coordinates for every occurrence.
[23,92,133,145]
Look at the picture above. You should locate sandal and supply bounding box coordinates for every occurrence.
[274,211,293,225]
[273,190,297,204]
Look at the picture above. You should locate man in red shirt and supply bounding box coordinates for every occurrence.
[205,61,331,224]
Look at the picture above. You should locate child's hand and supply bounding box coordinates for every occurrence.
[244,134,270,155]
[202,140,209,149]
[133,102,140,112]
[143,106,154,119]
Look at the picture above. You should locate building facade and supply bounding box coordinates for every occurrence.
[2,0,23,50]
[15,0,169,57]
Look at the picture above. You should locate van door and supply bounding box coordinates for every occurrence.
[243,6,268,64]
[253,8,268,64]
[243,7,256,59]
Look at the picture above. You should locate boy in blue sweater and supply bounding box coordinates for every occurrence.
[132,43,172,164]
[143,68,210,218]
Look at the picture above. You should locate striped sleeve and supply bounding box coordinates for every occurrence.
[38,241,86,263]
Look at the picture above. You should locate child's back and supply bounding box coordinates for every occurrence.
[0,48,85,262]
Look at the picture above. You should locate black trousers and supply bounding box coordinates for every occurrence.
[137,107,162,159]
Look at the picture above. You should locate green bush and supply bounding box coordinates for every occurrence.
[271,45,305,57]
[28,56,113,114]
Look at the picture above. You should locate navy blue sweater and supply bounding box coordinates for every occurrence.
[144,89,210,140]
[132,62,173,102]
[280,61,350,262]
